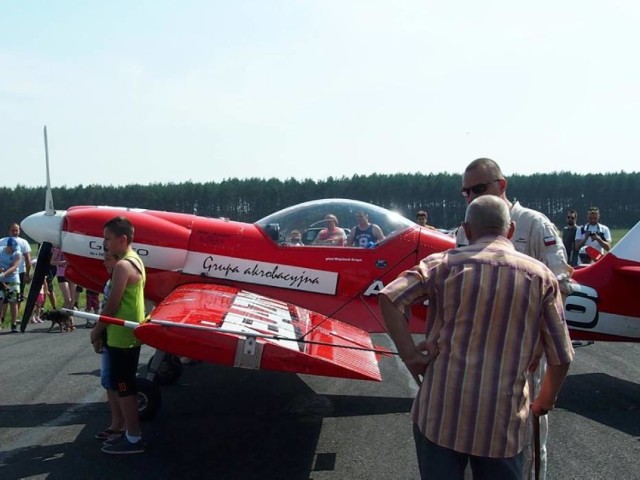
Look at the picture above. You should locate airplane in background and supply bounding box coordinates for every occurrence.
[19,128,640,419]
[566,233,640,342]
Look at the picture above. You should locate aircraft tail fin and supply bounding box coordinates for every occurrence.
[609,221,640,263]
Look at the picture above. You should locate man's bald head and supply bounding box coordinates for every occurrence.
[463,195,511,242]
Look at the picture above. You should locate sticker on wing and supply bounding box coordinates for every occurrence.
[134,284,382,381]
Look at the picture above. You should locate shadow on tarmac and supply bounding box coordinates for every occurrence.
[556,372,640,437]
[0,362,412,480]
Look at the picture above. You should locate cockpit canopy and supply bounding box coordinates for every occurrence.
[256,198,414,246]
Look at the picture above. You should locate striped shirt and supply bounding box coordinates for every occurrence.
[382,235,574,458]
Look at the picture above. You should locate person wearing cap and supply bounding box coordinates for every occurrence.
[0,237,23,332]
[0,223,33,302]
[313,214,347,246]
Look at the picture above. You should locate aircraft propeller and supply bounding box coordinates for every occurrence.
[20,126,57,332]
[20,242,52,332]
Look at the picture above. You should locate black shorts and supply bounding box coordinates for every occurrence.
[107,345,141,397]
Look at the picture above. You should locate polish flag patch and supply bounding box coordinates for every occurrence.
[544,236,557,246]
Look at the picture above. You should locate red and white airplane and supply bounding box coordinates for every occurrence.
[19,129,640,418]
[22,195,455,374]
[22,194,640,351]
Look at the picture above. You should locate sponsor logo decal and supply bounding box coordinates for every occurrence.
[185,253,338,295]
[61,233,338,294]
[63,232,176,268]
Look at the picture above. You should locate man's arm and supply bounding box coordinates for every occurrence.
[101,261,130,317]
[379,293,434,379]
[24,251,32,282]
[531,362,570,416]
[312,230,328,245]
[0,253,22,280]
[373,224,385,241]
[533,219,574,293]
[90,260,130,345]
[333,228,347,246]
[593,230,612,251]
[575,229,588,249]
[345,228,357,246]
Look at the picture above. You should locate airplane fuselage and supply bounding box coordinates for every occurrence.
[47,205,455,333]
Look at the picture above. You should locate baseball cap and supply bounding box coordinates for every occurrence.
[6,237,18,249]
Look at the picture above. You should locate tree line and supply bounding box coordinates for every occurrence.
[2,171,639,238]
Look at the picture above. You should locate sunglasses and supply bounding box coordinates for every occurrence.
[461,179,500,197]
[567,216,576,219]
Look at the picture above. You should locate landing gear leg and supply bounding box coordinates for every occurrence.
[134,348,175,421]
[146,350,183,385]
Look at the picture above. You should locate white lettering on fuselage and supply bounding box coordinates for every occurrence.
[186,253,338,295]
[364,280,429,306]
[61,232,338,295]
[364,281,385,296]
[62,232,186,269]
[200,257,323,290]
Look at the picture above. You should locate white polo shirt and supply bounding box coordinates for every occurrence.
[574,223,612,254]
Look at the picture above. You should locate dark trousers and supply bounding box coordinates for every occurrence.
[413,423,523,480]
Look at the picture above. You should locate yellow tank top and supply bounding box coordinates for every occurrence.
[106,251,146,348]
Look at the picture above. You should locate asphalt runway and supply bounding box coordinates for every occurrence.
[1,325,639,479]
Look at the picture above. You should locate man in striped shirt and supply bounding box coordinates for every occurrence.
[380,195,574,480]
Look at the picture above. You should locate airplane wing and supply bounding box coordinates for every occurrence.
[134,284,383,381]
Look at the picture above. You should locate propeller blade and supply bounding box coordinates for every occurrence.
[20,242,52,332]
[44,126,55,216]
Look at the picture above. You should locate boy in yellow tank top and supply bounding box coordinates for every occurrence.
[90,216,146,455]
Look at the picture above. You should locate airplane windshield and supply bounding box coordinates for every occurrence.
[256,198,414,246]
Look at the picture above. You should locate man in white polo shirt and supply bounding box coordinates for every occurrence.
[575,207,612,264]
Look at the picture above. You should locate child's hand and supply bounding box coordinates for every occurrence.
[91,337,104,354]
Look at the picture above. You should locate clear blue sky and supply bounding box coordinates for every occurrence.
[2,1,638,188]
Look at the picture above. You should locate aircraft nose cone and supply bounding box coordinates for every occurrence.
[21,211,65,246]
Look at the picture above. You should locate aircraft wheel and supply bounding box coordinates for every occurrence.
[147,354,183,385]
[136,377,161,421]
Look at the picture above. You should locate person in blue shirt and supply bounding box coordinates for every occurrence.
[0,237,23,332]
[347,211,385,247]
